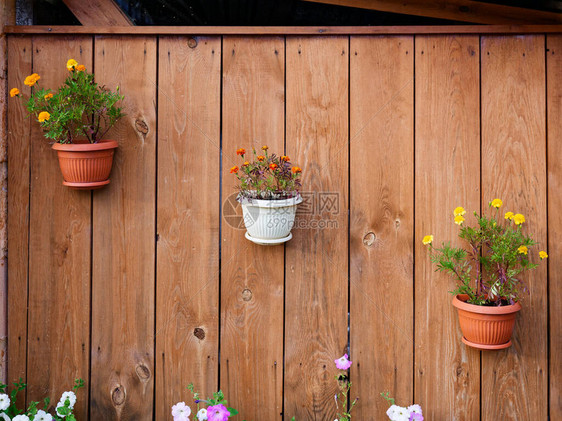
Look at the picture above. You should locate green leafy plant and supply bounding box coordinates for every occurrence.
[11,58,124,144]
[231,146,302,200]
[0,378,84,420]
[424,198,548,306]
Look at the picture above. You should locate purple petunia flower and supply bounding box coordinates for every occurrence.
[409,413,424,421]
[207,403,231,421]
[334,354,352,370]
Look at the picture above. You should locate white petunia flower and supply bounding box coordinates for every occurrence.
[196,408,208,421]
[35,410,54,421]
[171,401,191,420]
[386,405,411,421]
[13,415,30,421]
[407,404,423,415]
[0,413,10,421]
[0,394,9,411]
[58,391,76,409]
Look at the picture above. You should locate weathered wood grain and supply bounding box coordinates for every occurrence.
[480,35,548,421]
[414,35,481,420]
[547,33,562,420]
[349,35,414,418]
[155,36,221,419]
[6,35,31,405]
[90,36,156,420]
[284,36,348,420]
[220,36,285,420]
[26,36,92,418]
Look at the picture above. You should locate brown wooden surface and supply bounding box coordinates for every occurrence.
[5,25,562,35]
[6,35,31,404]
[547,33,562,420]
[62,0,132,26]
[220,36,285,420]
[414,35,481,420]
[284,36,349,420]
[480,35,548,421]
[302,0,562,24]
[155,35,221,418]
[5,32,559,420]
[90,36,156,420]
[25,36,92,418]
[349,35,414,418]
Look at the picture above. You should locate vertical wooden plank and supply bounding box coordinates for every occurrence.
[155,36,221,419]
[26,36,92,418]
[90,36,156,420]
[548,33,562,420]
[481,35,547,420]
[221,36,285,420]
[414,35,480,420]
[349,36,414,418]
[7,35,31,402]
[285,36,348,420]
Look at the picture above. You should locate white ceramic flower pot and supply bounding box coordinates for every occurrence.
[240,195,302,245]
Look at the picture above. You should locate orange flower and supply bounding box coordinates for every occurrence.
[230,166,239,174]
[261,145,268,151]
[24,73,40,87]
[38,111,50,122]
[76,64,86,71]
[242,161,249,166]
[44,93,53,100]
[269,163,278,171]
[257,155,265,161]
[10,88,20,97]
[291,166,302,174]
[236,148,246,156]
[281,155,290,162]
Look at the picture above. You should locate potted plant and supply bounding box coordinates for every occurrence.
[11,58,124,189]
[231,146,302,245]
[424,198,548,350]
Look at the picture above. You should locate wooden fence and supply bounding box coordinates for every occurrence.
[5,27,562,420]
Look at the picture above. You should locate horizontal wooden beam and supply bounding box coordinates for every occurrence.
[4,24,562,35]
[62,0,132,26]
[301,0,562,24]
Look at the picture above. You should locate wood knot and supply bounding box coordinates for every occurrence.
[135,119,149,134]
[135,364,151,381]
[194,327,205,340]
[187,37,198,48]
[111,385,125,406]
[242,288,252,301]
[363,232,376,247]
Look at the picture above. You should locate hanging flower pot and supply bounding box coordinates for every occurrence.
[11,58,124,190]
[52,140,118,189]
[231,146,302,246]
[452,294,521,350]
[240,195,302,245]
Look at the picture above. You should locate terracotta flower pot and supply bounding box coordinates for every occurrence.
[52,140,118,190]
[452,294,521,350]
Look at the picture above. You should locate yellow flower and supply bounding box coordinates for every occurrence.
[10,88,20,97]
[24,73,40,87]
[261,145,268,151]
[539,251,548,260]
[454,215,465,225]
[504,212,514,220]
[453,206,466,216]
[44,93,53,100]
[66,59,78,71]
[490,198,503,208]
[517,245,528,255]
[76,64,86,71]
[422,235,433,245]
[513,213,525,225]
[37,111,50,122]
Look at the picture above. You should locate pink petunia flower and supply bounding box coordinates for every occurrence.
[409,413,424,421]
[207,404,231,421]
[334,354,352,370]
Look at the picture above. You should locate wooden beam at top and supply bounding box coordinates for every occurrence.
[301,0,562,24]
[62,0,132,26]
